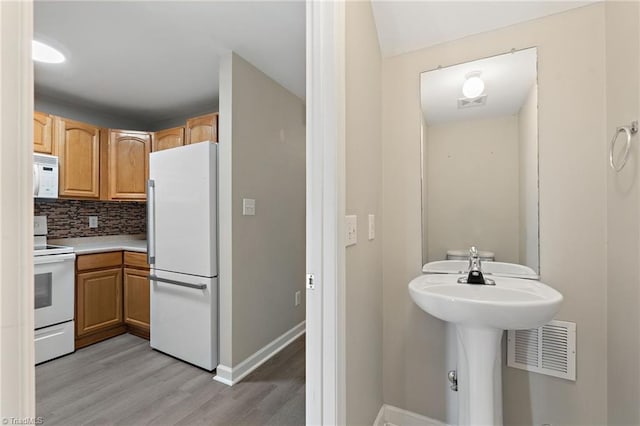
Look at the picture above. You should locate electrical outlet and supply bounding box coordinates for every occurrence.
[34,216,47,235]
[368,214,375,240]
[89,216,98,228]
[295,290,301,306]
[345,215,357,246]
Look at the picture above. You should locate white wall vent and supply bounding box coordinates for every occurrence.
[457,94,487,109]
[507,319,576,381]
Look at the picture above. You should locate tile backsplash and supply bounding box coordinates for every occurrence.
[34,199,146,239]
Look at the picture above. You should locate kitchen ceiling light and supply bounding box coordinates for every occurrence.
[32,40,65,64]
[462,72,484,99]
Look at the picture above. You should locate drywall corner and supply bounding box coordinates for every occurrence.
[345,0,384,424]
[218,51,234,368]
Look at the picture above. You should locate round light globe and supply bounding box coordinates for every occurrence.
[462,76,484,98]
[32,40,65,64]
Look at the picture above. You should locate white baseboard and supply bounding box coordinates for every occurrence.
[373,404,448,426]
[213,321,305,386]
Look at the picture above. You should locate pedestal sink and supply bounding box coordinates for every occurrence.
[409,272,562,426]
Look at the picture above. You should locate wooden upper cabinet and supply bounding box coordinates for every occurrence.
[152,126,184,152]
[101,129,151,200]
[185,113,218,144]
[55,117,100,198]
[33,112,54,154]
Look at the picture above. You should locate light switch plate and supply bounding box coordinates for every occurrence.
[345,215,357,246]
[34,215,47,236]
[368,214,375,240]
[243,198,256,216]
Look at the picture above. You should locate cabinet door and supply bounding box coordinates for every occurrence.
[185,113,218,144]
[105,130,151,200]
[124,267,150,331]
[76,268,123,337]
[33,112,53,154]
[56,117,100,198]
[153,127,184,152]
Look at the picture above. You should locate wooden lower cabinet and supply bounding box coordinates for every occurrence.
[124,267,150,336]
[75,251,150,348]
[76,267,124,341]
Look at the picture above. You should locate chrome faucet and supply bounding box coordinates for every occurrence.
[457,246,495,285]
[468,246,481,273]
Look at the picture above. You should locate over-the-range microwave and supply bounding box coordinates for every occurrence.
[33,153,58,199]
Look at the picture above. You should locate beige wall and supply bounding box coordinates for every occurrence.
[426,116,520,263]
[218,52,306,367]
[345,1,384,424]
[382,4,607,424]
[518,83,539,272]
[606,2,640,424]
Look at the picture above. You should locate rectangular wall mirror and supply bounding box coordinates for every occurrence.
[420,47,540,273]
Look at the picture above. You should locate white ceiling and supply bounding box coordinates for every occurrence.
[34,1,305,124]
[421,48,537,125]
[34,1,598,125]
[371,1,598,57]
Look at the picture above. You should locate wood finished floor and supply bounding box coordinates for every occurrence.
[36,334,305,426]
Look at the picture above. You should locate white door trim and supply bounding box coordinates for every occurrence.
[0,0,36,418]
[0,0,348,421]
[306,0,346,424]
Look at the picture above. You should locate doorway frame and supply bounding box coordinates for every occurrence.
[0,0,347,423]
[0,0,36,419]
[305,0,346,424]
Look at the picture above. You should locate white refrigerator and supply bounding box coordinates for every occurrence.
[148,142,218,371]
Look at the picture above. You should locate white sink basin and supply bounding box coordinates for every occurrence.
[409,273,562,330]
[409,271,562,425]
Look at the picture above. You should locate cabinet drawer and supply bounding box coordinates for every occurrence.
[77,252,123,271]
[124,251,149,269]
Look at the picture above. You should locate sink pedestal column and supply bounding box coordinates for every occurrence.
[456,326,503,426]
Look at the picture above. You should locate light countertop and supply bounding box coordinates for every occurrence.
[49,235,147,255]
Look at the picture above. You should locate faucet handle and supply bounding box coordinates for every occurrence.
[469,246,478,257]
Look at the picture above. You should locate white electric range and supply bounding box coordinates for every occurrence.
[34,216,76,364]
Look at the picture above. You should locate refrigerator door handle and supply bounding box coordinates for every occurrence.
[149,274,207,290]
[147,179,156,264]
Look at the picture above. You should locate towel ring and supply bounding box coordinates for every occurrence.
[609,121,638,172]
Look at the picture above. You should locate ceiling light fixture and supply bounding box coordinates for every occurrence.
[462,71,484,99]
[32,40,65,64]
